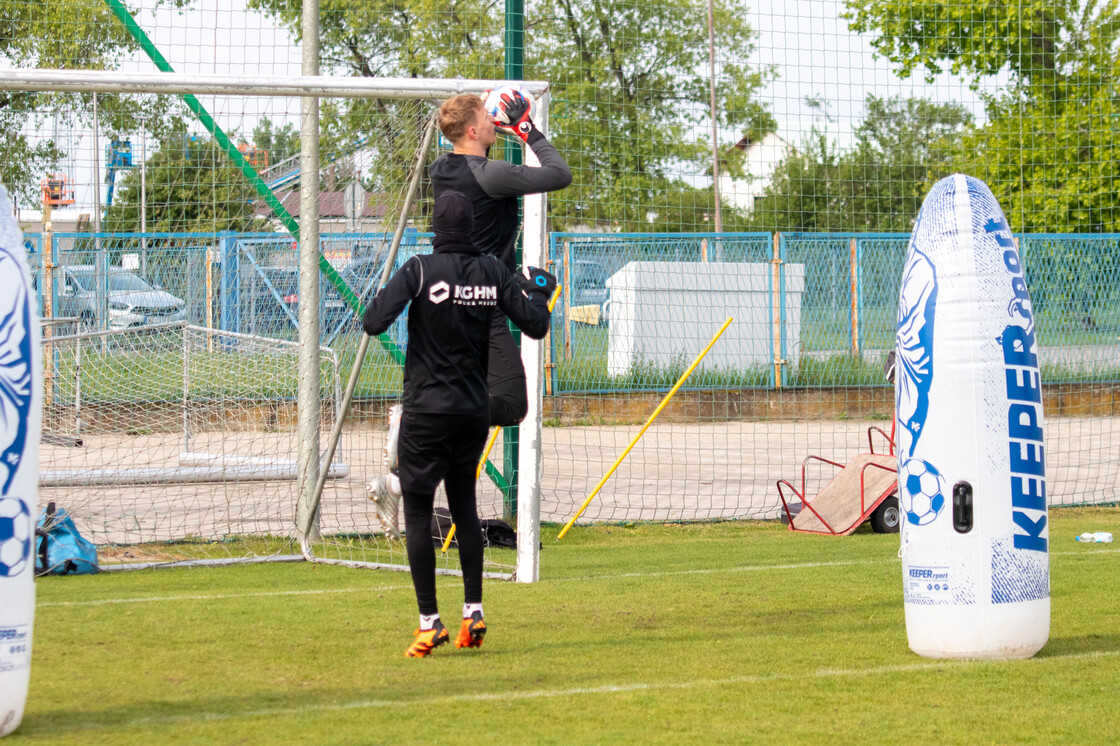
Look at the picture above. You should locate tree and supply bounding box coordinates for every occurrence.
[248,0,777,231]
[751,95,973,232]
[102,134,270,234]
[0,0,184,206]
[843,0,1077,84]
[530,0,776,230]
[252,119,300,169]
[842,0,1120,232]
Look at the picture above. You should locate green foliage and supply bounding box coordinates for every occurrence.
[318,97,431,200]
[248,0,776,232]
[0,0,184,205]
[788,355,891,386]
[252,119,300,168]
[535,0,776,230]
[249,0,502,78]
[843,0,1075,83]
[752,95,973,231]
[0,0,134,69]
[842,0,1120,233]
[0,122,65,207]
[958,75,1120,232]
[102,134,270,234]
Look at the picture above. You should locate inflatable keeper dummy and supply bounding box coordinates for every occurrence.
[0,185,40,737]
[895,174,1049,660]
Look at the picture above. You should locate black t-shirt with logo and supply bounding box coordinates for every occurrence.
[361,245,550,415]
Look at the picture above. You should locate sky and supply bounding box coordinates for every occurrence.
[32,0,996,213]
[749,0,996,145]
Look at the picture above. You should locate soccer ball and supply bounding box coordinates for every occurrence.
[899,458,946,526]
[0,497,33,577]
[483,84,537,124]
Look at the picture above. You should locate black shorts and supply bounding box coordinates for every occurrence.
[397,410,490,495]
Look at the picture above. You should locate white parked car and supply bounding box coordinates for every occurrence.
[55,266,187,331]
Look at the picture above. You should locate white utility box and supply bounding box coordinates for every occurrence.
[605,261,804,376]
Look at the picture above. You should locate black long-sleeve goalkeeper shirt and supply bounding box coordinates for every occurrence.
[428,130,572,272]
[361,193,552,415]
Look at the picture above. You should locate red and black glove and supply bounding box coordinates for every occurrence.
[493,89,536,143]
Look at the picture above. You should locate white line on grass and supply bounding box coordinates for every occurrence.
[1055,547,1120,556]
[88,648,1120,732]
[574,557,893,582]
[38,558,891,608]
[570,545,1120,583]
[36,583,421,608]
[39,547,1119,607]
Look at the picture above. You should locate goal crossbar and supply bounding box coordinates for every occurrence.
[0,68,550,100]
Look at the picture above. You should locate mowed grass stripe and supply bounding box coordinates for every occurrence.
[36,557,889,607]
[35,547,1120,607]
[46,648,1120,734]
[22,510,1120,744]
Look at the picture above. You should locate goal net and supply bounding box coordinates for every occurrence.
[40,323,342,568]
[10,70,549,579]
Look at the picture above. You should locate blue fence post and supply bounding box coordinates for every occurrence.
[779,233,789,388]
[219,231,238,335]
[24,234,43,315]
[850,236,862,358]
[769,233,778,389]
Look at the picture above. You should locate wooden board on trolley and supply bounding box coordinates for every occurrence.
[790,453,897,535]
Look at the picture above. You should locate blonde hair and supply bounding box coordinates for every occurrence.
[437,94,486,143]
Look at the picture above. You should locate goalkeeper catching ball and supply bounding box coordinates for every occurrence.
[369,88,571,553]
[429,89,571,426]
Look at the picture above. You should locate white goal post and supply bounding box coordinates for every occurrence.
[4,68,551,581]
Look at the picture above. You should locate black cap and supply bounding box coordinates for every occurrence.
[431,190,476,251]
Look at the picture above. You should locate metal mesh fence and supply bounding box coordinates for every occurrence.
[4,0,1120,559]
[545,231,1120,524]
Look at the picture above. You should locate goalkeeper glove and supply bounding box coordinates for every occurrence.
[516,266,558,300]
[493,89,536,143]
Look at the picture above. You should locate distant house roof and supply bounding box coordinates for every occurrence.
[718,132,794,212]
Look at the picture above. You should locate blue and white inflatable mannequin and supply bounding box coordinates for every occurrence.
[0,185,39,737]
[896,174,1049,659]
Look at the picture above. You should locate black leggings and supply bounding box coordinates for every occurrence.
[488,312,527,427]
[398,411,490,616]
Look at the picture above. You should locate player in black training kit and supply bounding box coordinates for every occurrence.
[428,90,572,426]
[367,91,571,529]
[362,190,556,658]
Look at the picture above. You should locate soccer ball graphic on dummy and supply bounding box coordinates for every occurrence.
[0,496,32,577]
[899,458,946,526]
[484,84,537,124]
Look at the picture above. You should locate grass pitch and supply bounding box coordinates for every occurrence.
[19,508,1120,744]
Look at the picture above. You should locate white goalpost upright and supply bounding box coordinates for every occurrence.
[1,68,551,581]
[517,93,551,583]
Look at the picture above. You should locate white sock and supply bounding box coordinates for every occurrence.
[463,602,483,619]
[419,613,440,631]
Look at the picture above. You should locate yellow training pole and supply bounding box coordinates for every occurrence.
[556,316,734,540]
[441,425,502,553]
[440,282,564,554]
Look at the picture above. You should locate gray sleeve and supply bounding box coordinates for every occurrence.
[469,137,572,198]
